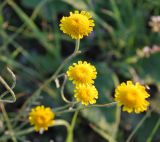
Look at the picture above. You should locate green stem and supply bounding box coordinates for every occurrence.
[53,119,70,131]
[54,104,71,112]
[146,118,160,142]
[126,110,151,142]
[15,127,34,136]
[60,74,71,103]
[66,110,79,142]
[0,103,17,142]
[56,102,116,115]
[75,39,80,52]
[16,39,81,120]
[46,39,81,84]
[112,104,121,138]
[60,74,77,104]
[14,120,70,137]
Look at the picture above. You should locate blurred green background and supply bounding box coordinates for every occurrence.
[0,0,160,142]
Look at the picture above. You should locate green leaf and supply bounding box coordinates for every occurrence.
[62,0,88,10]
[95,62,118,97]
[21,0,40,7]
[21,0,69,20]
[135,53,160,85]
[136,113,160,142]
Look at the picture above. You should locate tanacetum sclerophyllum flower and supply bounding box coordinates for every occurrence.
[114,81,150,113]
[29,106,55,132]
[60,11,95,39]
[67,61,97,85]
[74,84,98,105]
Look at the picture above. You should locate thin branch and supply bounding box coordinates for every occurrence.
[0,103,17,142]
[0,67,16,103]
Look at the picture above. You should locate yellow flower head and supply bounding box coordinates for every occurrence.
[114,81,150,113]
[29,106,55,131]
[74,84,98,105]
[60,11,95,39]
[67,61,97,85]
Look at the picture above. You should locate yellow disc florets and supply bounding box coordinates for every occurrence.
[29,106,55,132]
[67,61,97,85]
[114,81,150,113]
[60,11,95,39]
[74,84,98,105]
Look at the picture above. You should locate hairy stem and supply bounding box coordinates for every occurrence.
[66,110,79,142]
[56,102,117,115]
[0,103,17,142]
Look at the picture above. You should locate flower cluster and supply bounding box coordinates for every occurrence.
[29,106,55,132]
[114,81,150,113]
[60,11,98,105]
[67,61,98,105]
[27,9,152,136]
